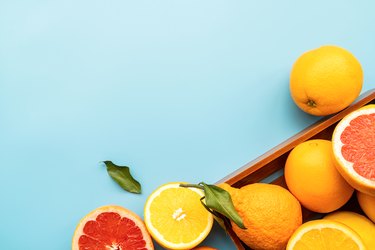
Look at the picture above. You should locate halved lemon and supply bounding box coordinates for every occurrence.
[144,182,214,249]
[287,219,366,250]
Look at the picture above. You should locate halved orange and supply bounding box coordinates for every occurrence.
[72,205,154,250]
[287,219,366,250]
[332,104,375,196]
[144,182,213,249]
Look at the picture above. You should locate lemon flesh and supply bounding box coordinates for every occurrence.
[144,183,213,249]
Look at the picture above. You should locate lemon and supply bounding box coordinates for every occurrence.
[144,182,213,249]
[287,219,366,250]
[325,211,375,249]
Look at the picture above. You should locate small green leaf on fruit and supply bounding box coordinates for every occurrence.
[201,183,246,229]
[180,182,246,229]
[103,161,141,194]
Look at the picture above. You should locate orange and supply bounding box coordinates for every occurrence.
[284,139,354,213]
[286,219,366,250]
[219,183,302,250]
[144,182,213,249]
[332,104,375,195]
[72,205,154,250]
[324,211,375,248]
[290,45,363,116]
[357,191,375,223]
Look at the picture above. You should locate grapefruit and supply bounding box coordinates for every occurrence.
[72,205,154,250]
[290,45,363,116]
[144,182,213,250]
[332,104,375,196]
[286,219,366,250]
[219,183,302,250]
[284,139,354,213]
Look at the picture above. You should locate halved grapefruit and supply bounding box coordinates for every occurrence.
[72,205,154,250]
[332,104,375,196]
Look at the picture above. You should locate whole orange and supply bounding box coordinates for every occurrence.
[290,45,363,116]
[284,139,354,213]
[219,183,302,250]
[357,191,375,223]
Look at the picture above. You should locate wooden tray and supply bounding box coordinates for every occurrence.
[216,88,375,250]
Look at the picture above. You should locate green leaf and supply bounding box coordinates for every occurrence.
[199,196,230,231]
[103,161,141,194]
[201,183,246,229]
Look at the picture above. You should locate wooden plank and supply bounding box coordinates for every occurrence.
[217,89,375,250]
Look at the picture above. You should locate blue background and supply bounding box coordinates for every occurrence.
[0,1,374,249]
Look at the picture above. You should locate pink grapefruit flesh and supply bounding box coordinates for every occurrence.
[332,104,375,196]
[72,205,154,250]
[340,113,375,179]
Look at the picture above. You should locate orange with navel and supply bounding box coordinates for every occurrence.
[290,45,363,116]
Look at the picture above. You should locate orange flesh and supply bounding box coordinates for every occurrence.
[341,113,375,180]
[78,212,147,250]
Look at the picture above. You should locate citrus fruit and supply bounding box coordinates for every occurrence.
[72,205,154,250]
[286,219,366,250]
[324,210,375,248]
[357,191,375,223]
[332,104,375,196]
[219,183,302,250]
[284,139,354,213]
[290,45,363,116]
[144,182,213,249]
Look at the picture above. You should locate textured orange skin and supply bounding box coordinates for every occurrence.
[285,139,354,213]
[357,191,375,223]
[220,183,302,250]
[290,45,363,116]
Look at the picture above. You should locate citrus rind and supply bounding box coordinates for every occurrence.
[144,183,213,250]
[287,219,366,250]
[332,105,375,196]
[72,205,154,250]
